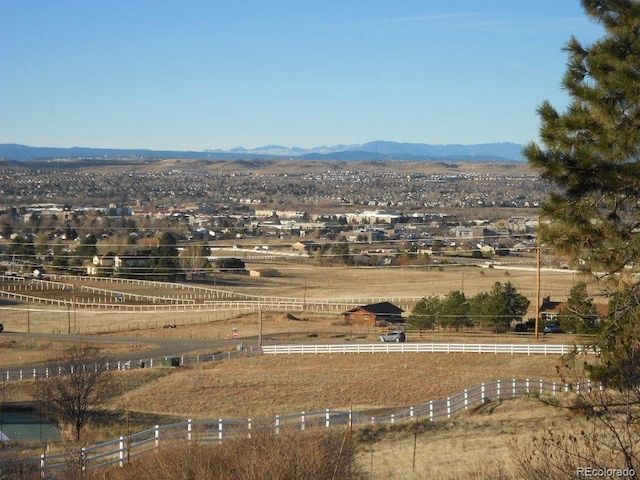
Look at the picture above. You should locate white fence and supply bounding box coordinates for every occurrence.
[262,342,593,356]
[35,377,599,478]
[0,343,593,384]
[0,348,263,383]
[1,274,419,312]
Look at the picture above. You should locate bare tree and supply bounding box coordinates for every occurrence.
[35,344,113,442]
[179,242,210,279]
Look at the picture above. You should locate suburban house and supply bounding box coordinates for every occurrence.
[539,295,609,325]
[92,252,116,268]
[291,241,320,254]
[539,296,564,323]
[343,301,404,327]
[455,226,486,239]
[113,254,153,274]
[87,252,116,275]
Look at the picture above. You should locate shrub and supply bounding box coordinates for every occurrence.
[87,428,366,480]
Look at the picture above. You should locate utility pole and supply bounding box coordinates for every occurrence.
[72,285,77,334]
[258,305,263,347]
[535,217,541,340]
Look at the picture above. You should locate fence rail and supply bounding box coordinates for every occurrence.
[1,274,419,312]
[35,377,599,477]
[261,342,593,356]
[0,347,263,383]
[0,343,592,384]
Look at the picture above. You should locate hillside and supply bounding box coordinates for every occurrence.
[0,141,525,162]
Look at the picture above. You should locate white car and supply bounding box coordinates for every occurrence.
[379,331,406,342]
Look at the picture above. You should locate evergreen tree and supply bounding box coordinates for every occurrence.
[151,232,180,280]
[525,0,640,379]
[521,2,640,473]
[75,234,98,259]
[409,295,441,329]
[525,0,640,276]
[440,290,473,332]
[559,283,600,333]
[470,282,529,329]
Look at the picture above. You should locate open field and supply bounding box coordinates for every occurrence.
[0,261,600,478]
[0,262,593,337]
[1,347,582,479]
[105,352,562,420]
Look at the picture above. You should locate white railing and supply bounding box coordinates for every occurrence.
[261,342,593,356]
[2,274,420,312]
[0,343,595,384]
[0,348,263,383]
[35,377,599,477]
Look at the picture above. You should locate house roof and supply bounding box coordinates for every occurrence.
[138,237,160,247]
[344,301,404,315]
[540,299,564,314]
[540,298,609,317]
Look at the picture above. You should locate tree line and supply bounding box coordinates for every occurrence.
[408,281,529,331]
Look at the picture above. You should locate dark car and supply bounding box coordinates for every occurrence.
[379,331,406,343]
[543,323,563,334]
[0,324,3,333]
[514,322,528,332]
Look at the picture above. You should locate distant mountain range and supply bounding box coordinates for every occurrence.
[0,141,525,162]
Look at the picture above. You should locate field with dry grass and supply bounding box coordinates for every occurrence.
[105,352,560,420]
[0,261,598,479]
[0,261,589,336]
[2,347,573,479]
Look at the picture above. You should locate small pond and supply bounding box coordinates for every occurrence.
[0,411,60,443]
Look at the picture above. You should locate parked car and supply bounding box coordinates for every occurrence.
[379,331,406,343]
[0,323,3,333]
[543,323,563,334]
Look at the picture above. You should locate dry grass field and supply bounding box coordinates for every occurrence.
[0,261,589,335]
[0,261,600,479]
[2,347,575,479]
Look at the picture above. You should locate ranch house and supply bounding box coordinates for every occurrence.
[343,301,404,327]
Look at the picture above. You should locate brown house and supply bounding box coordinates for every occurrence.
[539,296,564,323]
[539,295,609,324]
[343,301,404,327]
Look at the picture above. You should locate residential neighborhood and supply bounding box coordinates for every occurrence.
[0,160,551,279]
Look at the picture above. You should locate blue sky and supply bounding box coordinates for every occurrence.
[1,1,604,151]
